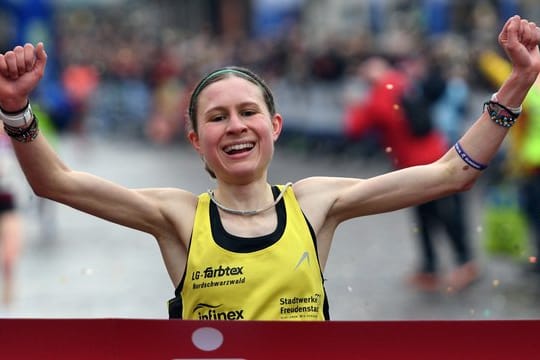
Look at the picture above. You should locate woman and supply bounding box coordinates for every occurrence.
[0,15,538,320]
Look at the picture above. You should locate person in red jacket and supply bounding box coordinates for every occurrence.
[345,55,478,292]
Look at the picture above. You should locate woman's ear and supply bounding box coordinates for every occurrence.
[188,130,201,153]
[271,113,283,142]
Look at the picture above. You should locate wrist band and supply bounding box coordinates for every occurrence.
[3,115,39,143]
[491,92,522,114]
[0,101,34,128]
[483,100,519,128]
[454,142,488,171]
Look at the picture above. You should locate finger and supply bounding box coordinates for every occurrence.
[517,20,539,50]
[518,19,527,41]
[13,45,26,76]
[34,42,48,78]
[23,43,36,72]
[532,22,540,46]
[525,22,539,49]
[499,15,520,45]
[3,51,20,80]
[0,54,8,78]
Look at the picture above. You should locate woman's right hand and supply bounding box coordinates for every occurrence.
[0,43,47,112]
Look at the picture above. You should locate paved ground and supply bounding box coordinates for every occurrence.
[1,133,540,321]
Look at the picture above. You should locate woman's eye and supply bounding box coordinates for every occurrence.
[241,109,256,117]
[211,114,226,122]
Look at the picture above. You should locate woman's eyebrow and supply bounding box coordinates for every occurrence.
[203,101,260,116]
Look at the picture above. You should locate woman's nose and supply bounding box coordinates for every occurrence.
[226,113,247,133]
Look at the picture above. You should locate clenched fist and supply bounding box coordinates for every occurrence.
[0,43,47,112]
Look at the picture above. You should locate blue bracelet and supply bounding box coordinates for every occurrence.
[454,142,488,171]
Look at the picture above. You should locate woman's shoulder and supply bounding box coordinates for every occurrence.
[292,176,361,203]
[139,187,199,216]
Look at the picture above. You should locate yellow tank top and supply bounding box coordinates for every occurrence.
[168,185,329,320]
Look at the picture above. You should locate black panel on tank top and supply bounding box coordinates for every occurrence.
[210,186,286,253]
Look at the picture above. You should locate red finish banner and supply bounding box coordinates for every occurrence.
[0,319,537,359]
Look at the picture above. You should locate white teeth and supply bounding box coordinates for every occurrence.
[224,143,254,153]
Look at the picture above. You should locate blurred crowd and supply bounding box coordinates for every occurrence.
[0,1,517,146]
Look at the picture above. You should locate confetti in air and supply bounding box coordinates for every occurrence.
[529,256,537,264]
[347,286,353,293]
[492,279,500,287]
[393,104,400,110]
[385,83,394,90]
[385,147,393,153]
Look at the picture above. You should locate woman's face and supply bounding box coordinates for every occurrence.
[188,76,282,184]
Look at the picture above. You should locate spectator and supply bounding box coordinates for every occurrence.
[345,55,478,292]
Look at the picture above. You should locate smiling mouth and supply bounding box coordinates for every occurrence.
[223,142,255,154]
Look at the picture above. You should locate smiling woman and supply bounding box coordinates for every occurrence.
[187,67,280,181]
[0,15,539,320]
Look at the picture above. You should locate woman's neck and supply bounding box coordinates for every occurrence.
[211,179,274,215]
